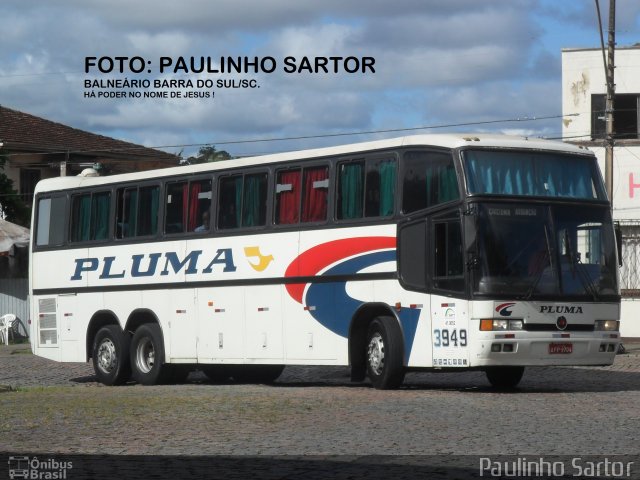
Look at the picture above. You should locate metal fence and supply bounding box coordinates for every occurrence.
[620,224,640,297]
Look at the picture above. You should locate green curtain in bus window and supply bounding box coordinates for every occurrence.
[72,195,91,242]
[378,160,396,216]
[339,162,364,219]
[243,174,266,227]
[91,192,110,240]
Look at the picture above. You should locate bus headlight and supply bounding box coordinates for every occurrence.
[480,319,524,331]
[594,320,619,331]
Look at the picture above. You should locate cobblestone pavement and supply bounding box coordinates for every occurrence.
[1,342,639,478]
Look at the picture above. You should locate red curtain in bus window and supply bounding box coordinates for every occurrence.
[302,167,328,222]
[277,170,301,224]
[188,182,202,231]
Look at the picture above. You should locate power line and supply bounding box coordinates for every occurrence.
[1,112,578,159]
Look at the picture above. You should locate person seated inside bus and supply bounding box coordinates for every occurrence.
[194,210,210,233]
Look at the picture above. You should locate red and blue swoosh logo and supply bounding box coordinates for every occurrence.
[496,302,517,316]
[284,237,420,360]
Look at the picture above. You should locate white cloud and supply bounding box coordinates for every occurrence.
[0,0,638,156]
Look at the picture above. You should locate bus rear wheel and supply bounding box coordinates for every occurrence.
[485,366,525,389]
[130,324,168,385]
[366,317,405,390]
[92,325,131,386]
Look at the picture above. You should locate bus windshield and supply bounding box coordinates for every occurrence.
[473,204,618,300]
[462,149,606,200]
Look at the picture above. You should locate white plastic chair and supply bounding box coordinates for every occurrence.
[0,314,16,345]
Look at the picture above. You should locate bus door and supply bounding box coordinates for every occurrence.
[429,215,470,368]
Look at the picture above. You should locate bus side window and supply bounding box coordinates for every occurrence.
[71,191,110,242]
[275,166,328,225]
[433,218,464,292]
[36,196,67,247]
[116,185,159,238]
[403,151,458,213]
[218,173,266,230]
[275,169,301,225]
[337,158,396,220]
[165,182,187,234]
[165,180,212,234]
[219,175,241,229]
[188,180,212,232]
[301,166,328,223]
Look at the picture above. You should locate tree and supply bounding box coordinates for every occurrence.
[0,152,30,227]
[185,145,232,164]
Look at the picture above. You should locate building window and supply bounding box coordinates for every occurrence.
[591,94,640,140]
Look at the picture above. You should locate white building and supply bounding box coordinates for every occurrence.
[562,45,640,337]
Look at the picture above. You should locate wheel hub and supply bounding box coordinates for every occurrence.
[367,332,385,375]
[97,338,117,374]
[135,337,155,374]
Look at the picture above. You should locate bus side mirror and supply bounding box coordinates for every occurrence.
[397,218,428,292]
[615,223,623,266]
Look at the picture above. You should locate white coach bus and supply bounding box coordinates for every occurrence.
[29,134,621,389]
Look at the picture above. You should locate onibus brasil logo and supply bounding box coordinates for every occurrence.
[7,456,72,479]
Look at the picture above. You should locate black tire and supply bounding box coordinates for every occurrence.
[485,366,525,389]
[366,317,405,390]
[201,365,232,383]
[130,323,168,385]
[230,365,285,384]
[92,325,131,386]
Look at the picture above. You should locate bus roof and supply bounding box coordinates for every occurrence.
[33,133,593,194]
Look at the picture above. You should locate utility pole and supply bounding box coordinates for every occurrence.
[604,0,616,201]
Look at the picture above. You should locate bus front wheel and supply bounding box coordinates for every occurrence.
[366,317,405,390]
[130,323,167,385]
[92,325,131,386]
[485,366,525,389]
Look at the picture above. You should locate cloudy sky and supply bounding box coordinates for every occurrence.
[1,0,639,159]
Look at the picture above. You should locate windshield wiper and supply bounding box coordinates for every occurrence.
[523,226,552,300]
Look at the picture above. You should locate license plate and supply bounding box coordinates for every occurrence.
[549,343,573,354]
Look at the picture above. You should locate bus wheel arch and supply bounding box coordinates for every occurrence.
[348,303,405,387]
